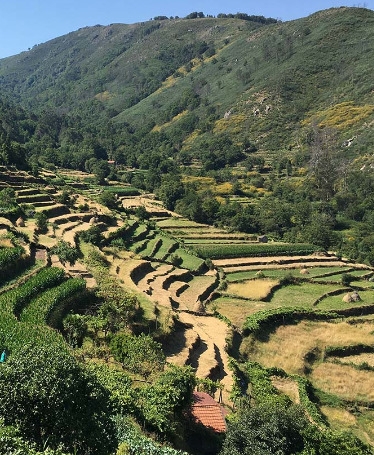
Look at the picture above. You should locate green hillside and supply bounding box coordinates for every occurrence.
[0,8,374,451]
[0,7,373,265]
[0,7,373,167]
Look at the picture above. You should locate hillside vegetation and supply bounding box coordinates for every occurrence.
[0,6,374,455]
[0,7,373,165]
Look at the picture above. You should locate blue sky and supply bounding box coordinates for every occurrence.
[0,0,373,58]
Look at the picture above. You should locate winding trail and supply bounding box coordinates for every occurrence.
[111,254,235,407]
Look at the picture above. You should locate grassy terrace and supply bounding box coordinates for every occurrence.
[194,242,318,259]
[152,236,178,261]
[214,287,374,329]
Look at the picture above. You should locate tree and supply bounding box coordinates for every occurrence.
[303,426,373,455]
[55,189,74,207]
[0,343,116,454]
[87,159,110,185]
[99,190,118,209]
[110,332,165,380]
[303,212,340,250]
[156,174,185,211]
[87,363,134,415]
[174,188,203,222]
[79,225,104,246]
[63,314,88,348]
[138,365,196,435]
[35,212,48,233]
[96,277,139,334]
[308,125,341,201]
[0,187,16,209]
[134,205,149,221]
[220,402,307,455]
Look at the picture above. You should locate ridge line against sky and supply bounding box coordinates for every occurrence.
[0,0,373,58]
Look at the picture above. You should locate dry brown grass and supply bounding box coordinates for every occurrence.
[312,363,374,401]
[225,278,278,300]
[212,297,268,328]
[329,353,374,367]
[178,275,217,311]
[247,320,374,376]
[0,237,13,247]
[321,406,357,429]
[271,377,300,403]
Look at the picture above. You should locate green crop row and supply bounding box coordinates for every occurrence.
[20,278,86,326]
[0,267,66,316]
[0,245,25,269]
[102,186,140,196]
[243,306,340,335]
[0,317,67,355]
[194,242,318,259]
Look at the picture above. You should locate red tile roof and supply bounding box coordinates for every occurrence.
[191,391,227,433]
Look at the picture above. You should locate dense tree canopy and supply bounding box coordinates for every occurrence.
[0,343,116,454]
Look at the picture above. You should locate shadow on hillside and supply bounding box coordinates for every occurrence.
[162,319,192,357]
[255,319,300,343]
[189,340,208,370]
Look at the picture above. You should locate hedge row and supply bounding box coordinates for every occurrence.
[325,344,374,358]
[0,245,25,270]
[20,278,86,326]
[291,375,328,427]
[243,307,340,336]
[0,267,66,316]
[245,361,291,407]
[194,242,318,259]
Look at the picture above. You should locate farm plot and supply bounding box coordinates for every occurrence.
[156,217,232,239]
[210,296,269,328]
[62,222,92,244]
[177,274,218,311]
[151,236,179,261]
[195,242,318,260]
[243,317,374,375]
[224,266,351,282]
[214,253,343,268]
[224,279,279,300]
[315,289,374,310]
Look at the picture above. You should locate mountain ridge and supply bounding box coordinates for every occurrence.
[0,6,373,170]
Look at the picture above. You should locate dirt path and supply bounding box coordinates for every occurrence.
[178,312,234,406]
[112,254,234,407]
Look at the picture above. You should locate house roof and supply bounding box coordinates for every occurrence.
[191,391,227,433]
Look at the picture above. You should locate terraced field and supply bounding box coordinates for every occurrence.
[154,216,374,443]
[1,169,374,445]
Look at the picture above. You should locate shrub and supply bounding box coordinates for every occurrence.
[35,212,48,233]
[50,240,80,265]
[341,273,355,286]
[0,343,116,454]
